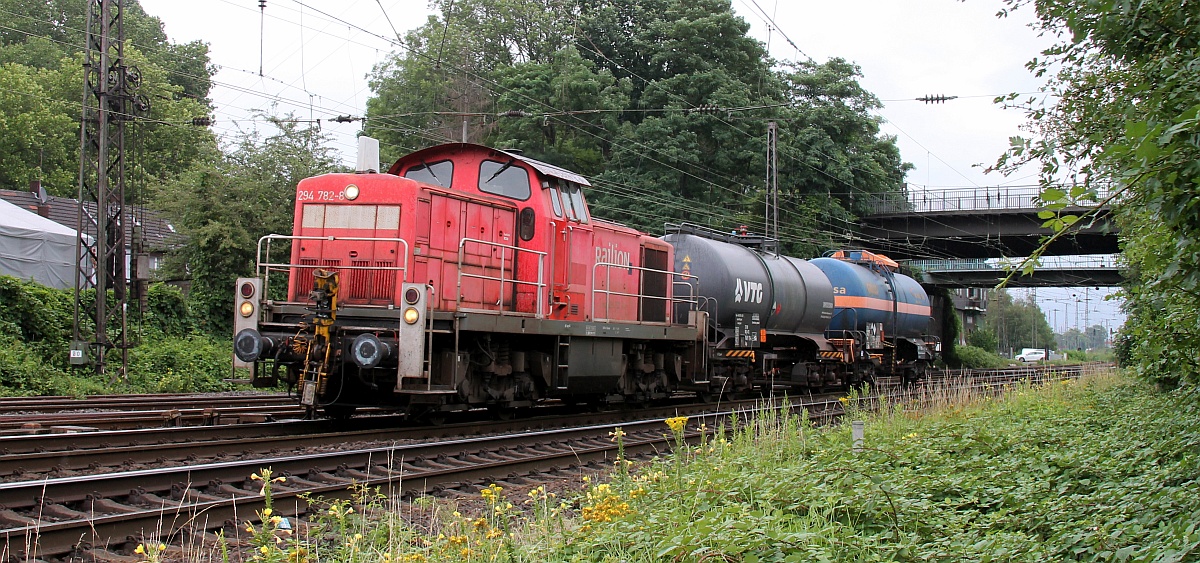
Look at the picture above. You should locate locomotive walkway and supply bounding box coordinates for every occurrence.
[858,186,1118,261]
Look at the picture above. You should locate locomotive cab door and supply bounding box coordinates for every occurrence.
[546,179,592,320]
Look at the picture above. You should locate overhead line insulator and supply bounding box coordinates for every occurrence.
[916,94,959,104]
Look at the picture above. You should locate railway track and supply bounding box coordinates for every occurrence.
[0,393,295,414]
[0,393,303,433]
[1,404,825,561]
[0,364,1100,561]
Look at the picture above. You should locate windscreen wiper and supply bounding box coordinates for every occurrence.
[484,158,516,184]
[419,158,442,185]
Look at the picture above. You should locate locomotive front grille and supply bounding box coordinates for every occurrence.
[345,260,397,303]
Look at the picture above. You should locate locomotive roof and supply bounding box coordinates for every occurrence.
[389,143,591,187]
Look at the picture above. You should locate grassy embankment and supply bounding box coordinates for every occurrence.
[162,370,1199,562]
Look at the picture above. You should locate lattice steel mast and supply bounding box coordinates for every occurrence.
[73,0,146,377]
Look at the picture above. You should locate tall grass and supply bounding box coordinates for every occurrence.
[128,367,1200,562]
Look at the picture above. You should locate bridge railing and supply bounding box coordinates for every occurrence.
[863,185,1112,215]
[906,255,1120,272]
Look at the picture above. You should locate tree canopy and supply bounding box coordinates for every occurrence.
[997,0,1200,386]
[0,0,215,197]
[365,0,910,255]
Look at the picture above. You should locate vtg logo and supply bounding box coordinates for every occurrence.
[734,278,764,304]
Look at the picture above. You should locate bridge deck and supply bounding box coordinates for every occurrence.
[859,186,1117,260]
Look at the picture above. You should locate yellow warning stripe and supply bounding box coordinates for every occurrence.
[720,350,756,360]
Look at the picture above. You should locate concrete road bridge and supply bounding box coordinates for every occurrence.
[859,186,1118,260]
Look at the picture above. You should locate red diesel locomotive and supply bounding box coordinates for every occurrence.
[233,141,939,418]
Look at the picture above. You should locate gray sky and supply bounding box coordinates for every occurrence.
[139,0,1122,337]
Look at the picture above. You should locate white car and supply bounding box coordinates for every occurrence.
[1015,349,1046,362]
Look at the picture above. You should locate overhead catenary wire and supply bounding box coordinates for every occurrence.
[3,2,1011,258]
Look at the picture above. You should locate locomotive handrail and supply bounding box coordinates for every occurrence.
[591,263,697,324]
[455,238,547,317]
[255,234,409,303]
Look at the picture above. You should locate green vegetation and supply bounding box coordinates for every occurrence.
[997,0,1200,387]
[0,0,1194,394]
[0,275,235,397]
[365,0,909,255]
[186,370,1198,562]
[0,0,214,197]
[980,290,1055,356]
[952,344,1009,369]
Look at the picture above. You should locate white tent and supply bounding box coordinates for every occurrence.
[0,198,84,289]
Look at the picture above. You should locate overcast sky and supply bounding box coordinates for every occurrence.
[137,0,1122,335]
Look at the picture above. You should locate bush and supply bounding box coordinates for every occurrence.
[0,275,73,350]
[0,333,107,397]
[125,333,236,393]
[143,282,197,337]
[0,275,238,396]
[953,345,1009,369]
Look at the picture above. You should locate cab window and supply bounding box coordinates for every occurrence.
[479,159,532,200]
[404,159,453,188]
[561,181,589,223]
[547,181,563,218]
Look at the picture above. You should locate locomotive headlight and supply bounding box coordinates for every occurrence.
[240,281,256,298]
[344,184,360,200]
[404,287,421,304]
[403,307,420,324]
[239,301,255,318]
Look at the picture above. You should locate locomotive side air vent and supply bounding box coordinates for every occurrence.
[570,304,580,316]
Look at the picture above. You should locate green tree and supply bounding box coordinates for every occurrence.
[0,0,216,197]
[997,0,1200,385]
[967,327,999,353]
[487,46,631,175]
[157,116,338,333]
[366,0,910,252]
[983,290,1055,355]
[0,62,76,191]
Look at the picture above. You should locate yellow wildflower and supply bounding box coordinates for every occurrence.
[665,416,688,434]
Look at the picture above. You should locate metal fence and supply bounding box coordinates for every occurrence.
[862,185,1113,215]
[906,255,1120,272]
